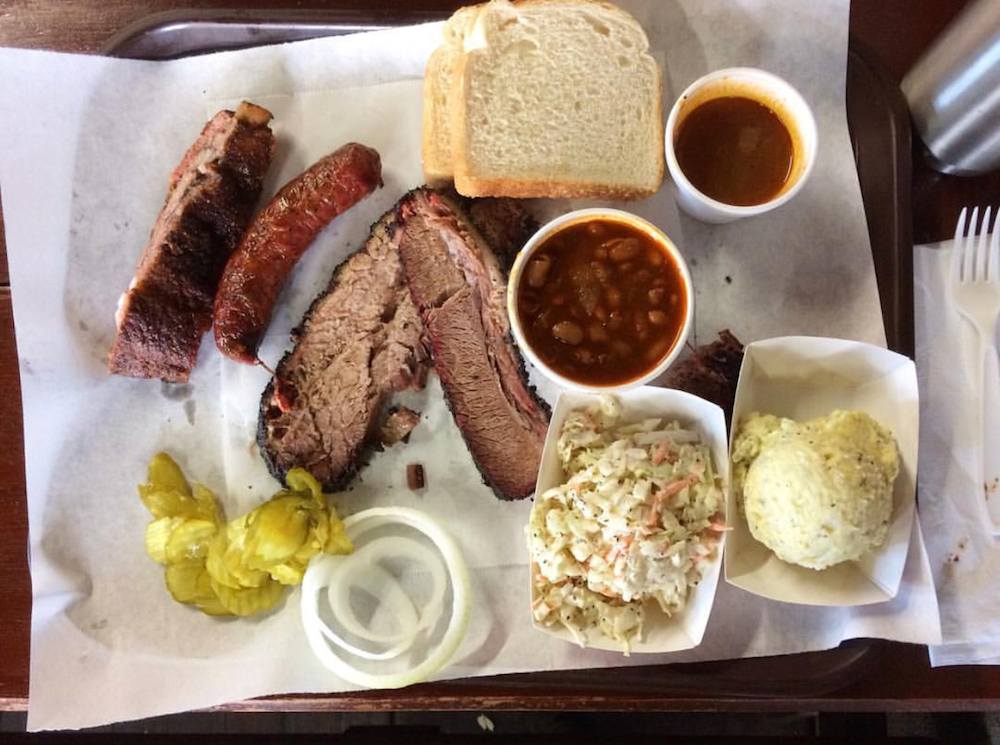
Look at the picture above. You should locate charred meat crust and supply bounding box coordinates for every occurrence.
[109,103,275,382]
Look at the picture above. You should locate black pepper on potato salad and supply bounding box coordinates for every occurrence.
[527,395,726,654]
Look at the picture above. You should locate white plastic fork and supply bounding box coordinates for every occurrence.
[949,206,1000,532]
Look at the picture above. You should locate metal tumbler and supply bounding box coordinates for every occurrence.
[901,0,1000,176]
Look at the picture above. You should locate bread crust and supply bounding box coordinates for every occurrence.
[421,45,452,184]
[422,4,483,185]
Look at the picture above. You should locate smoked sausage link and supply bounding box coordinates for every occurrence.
[213,143,382,363]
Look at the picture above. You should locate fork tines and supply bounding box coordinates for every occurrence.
[953,206,1000,284]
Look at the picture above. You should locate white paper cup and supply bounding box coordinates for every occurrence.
[507,208,693,393]
[529,387,728,653]
[665,67,818,224]
[725,337,918,606]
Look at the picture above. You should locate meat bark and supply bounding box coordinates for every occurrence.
[109,102,275,382]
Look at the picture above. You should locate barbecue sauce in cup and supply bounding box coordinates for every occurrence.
[674,96,794,206]
[515,218,688,387]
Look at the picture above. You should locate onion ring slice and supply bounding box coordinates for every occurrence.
[301,507,471,688]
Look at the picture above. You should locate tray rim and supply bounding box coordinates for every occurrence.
[89,12,917,703]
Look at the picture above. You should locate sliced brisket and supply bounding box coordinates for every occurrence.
[109,102,275,382]
[398,189,550,500]
[258,209,429,489]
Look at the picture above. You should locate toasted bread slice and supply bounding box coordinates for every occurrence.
[450,0,664,199]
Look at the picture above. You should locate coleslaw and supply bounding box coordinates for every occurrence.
[527,395,725,654]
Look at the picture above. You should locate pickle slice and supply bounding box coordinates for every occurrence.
[192,483,224,524]
[139,485,198,520]
[145,517,184,565]
[165,519,217,564]
[197,593,234,617]
[325,510,353,555]
[206,531,241,589]
[325,531,354,556]
[141,456,349,617]
[285,468,323,501]
[147,453,191,496]
[244,495,312,568]
[207,520,268,589]
[165,560,205,605]
[268,559,307,586]
[210,576,284,616]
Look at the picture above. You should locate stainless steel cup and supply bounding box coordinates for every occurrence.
[902,0,1000,176]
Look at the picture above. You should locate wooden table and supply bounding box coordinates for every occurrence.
[1,0,999,716]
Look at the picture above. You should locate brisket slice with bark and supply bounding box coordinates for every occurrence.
[257,187,546,497]
[398,189,550,500]
[109,102,275,382]
[258,209,428,489]
[662,330,744,423]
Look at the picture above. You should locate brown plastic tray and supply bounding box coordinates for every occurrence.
[100,12,914,700]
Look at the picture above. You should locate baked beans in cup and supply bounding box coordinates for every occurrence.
[507,209,693,392]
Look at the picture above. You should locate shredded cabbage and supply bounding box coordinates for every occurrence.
[527,395,724,654]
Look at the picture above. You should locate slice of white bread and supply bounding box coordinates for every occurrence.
[422,5,481,186]
[449,0,664,199]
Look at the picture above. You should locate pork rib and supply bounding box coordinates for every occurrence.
[109,102,275,382]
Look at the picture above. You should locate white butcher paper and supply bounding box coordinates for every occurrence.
[0,0,940,731]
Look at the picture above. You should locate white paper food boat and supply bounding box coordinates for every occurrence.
[529,386,728,653]
[724,336,919,606]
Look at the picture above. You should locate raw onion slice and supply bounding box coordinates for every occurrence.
[325,536,447,646]
[301,507,471,688]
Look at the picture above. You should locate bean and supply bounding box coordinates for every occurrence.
[552,320,584,345]
[635,319,649,340]
[526,255,552,288]
[647,247,664,266]
[587,222,606,237]
[608,237,642,262]
[576,348,595,364]
[593,246,608,260]
[669,293,679,307]
[590,260,611,282]
[634,269,652,285]
[612,339,632,357]
[605,286,623,309]
[653,276,668,288]
[607,310,624,330]
[646,338,671,361]
[648,288,665,305]
[552,294,567,306]
[594,306,608,321]
[519,296,539,314]
[589,323,609,343]
[648,310,670,326]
